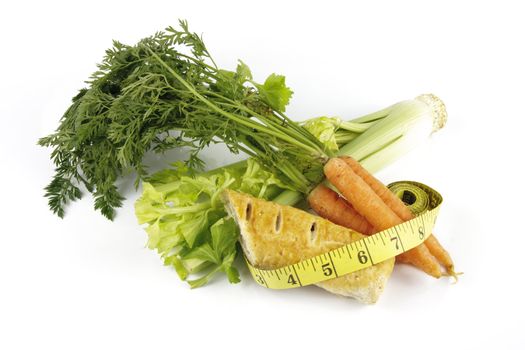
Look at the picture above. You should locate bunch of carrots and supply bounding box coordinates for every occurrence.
[308,156,457,279]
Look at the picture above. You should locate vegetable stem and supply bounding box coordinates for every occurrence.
[272,190,303,206]
[147,48,326,160]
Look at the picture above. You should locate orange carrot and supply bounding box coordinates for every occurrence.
[340,156,456,277]
[424,235,457,278]
[324,158,399,229]
[308,184,375,235]
[324,158,442,278]
[340,156,416,220]
[309,184,448,277]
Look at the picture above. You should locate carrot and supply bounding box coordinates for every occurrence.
[324,158,400,229]
[324,158,442,278]
[309,184,451,278]
[308,184,375,235]
[424,235,458,279]
[340,156,456,277]
[340,156,417,220]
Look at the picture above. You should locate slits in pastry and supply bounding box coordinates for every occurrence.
[222,190,394,304]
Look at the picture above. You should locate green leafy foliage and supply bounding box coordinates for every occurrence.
[303,117,340,152]
[134,159,293,287]
[39,20,328,219]
[255,74,293,113]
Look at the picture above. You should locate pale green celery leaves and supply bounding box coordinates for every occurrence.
[185,218,240,288]
[303,117,340,152]
[135,159,290,287]
[239,159,293,198]
[255,74,293,113]
[135,183,167,225]
[211,217,239,259]
[143,161,189,186]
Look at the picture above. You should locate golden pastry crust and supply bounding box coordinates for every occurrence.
[223,190,394,304]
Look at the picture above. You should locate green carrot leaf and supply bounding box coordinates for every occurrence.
[255,73,293,112]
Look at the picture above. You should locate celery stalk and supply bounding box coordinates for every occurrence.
[136,94,448,286]
[274,94,447,205]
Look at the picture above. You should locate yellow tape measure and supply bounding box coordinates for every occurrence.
[245,181,442,289]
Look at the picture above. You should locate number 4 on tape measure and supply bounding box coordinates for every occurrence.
[245,181,443,290]
[287,274,298,285]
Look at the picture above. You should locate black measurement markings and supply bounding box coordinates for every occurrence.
[291,265,302,286]
[406,221,412,232]
[283,266,292,278]
[345,245,353,259]
[409,219,416,236]
[380,233,386,245]
[327,252,339,277]
[311,259,317,272]
[256,270,268,286]
[395,225,406,252]
[393,225,402,250]
[411,219,420,242]
[304,260,314,273]
[363,240,374,265]
[365,236,376,248]
[275,269,281,280]
[427,212,434,232]
[414,218,422,242]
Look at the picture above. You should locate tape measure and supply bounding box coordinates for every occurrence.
[245,181,442,289]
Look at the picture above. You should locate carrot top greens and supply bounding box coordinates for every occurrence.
[39,20,329,219]
[38,20,449,288]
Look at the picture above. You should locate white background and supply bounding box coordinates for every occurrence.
[1,1,524,349]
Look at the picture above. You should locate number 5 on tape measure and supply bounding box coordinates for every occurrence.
[245,181,442,289]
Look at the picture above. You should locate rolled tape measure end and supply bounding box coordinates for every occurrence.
[245,181,442,289]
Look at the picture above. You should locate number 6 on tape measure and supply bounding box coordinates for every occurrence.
[245,181,443,290]
[358,251,368,264]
